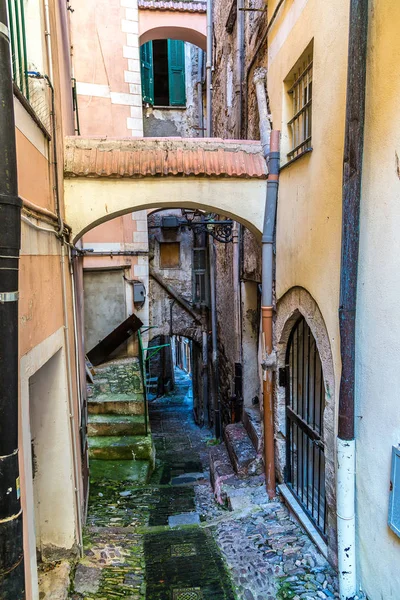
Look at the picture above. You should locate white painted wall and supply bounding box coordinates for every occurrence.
[29,349,77,558]
[20,328,78,600]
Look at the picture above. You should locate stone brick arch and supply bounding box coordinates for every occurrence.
[274,286,337,564]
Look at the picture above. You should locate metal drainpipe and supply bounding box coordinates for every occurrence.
[206,0,213,137]
[232,222,242,364]
[197,49,204,137]
[0,2,25,597]
[337,2,368,599]
[254,68,280,500]
[236,0,245,138]
[209,235,221,438]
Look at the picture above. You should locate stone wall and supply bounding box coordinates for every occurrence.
[147,209,208,416]
[212,0,268,140]
[214,223,262,426]
[210,1,266,427]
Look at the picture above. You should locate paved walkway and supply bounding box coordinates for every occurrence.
[69,368,339,600]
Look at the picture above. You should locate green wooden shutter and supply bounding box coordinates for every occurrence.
[168,40,186,107]
[140,42,154,105]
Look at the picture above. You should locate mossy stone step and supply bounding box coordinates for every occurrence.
[89,459,151,483]
[88,414,147,436]
[88,435,154,461]
[88,393,145,416]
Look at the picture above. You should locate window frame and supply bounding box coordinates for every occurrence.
[7,0,30,99]
[192,246,209,307]
[159,241,181,270]
[140,39,186,108]
[286,40,314,162]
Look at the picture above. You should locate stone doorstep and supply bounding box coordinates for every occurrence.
[243,406,263,453]
[88,414,147,436]
[224,422,264,477]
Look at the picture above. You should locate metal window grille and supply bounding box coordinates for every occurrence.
[285,316,327,537]
[287,49,313,160]
[7,0,29,99]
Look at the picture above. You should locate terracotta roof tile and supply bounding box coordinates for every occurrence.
[64,137,267,180]
[138,0,206,12]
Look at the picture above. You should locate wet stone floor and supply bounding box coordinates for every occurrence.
[69,369,338,600]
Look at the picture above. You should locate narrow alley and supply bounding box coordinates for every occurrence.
[2,0,399,598]
[67,365,338,600]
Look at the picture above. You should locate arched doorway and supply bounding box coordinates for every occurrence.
[285,315,326,536]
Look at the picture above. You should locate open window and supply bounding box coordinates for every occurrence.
[140,39,186,107]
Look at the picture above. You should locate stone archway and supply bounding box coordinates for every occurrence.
[274,286,337,565]
[64,137,267,242]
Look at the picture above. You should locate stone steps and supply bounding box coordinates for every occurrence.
[89,459,151,483]
[88,392,145,416]
[224,422,263,478]
[88,414,147,437]
[87,357,155,474]
[243,406,263,453]
[88,435,154,461]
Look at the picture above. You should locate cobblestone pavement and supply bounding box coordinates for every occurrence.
[69,368,339,600]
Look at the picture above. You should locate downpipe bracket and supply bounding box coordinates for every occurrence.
[262,350,277,371]
[0,291,19,303]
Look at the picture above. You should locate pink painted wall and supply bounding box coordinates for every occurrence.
[139,10,207,50]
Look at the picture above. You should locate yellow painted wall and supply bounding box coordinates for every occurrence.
[268,0,349,407]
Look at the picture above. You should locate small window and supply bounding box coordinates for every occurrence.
[160,242,180,269]
[7,0,30,99]
[192,247,209,306]
[286,40,313,160]
[140,39,186,107]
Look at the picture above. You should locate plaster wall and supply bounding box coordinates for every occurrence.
[65,177,266,242]
[262,0,350,565]
[14,4,83,598]
[355,2,400,597]
[20,329,78,600]
[83,269,127,353]
[71,0,143,137]
[268,0,348,385]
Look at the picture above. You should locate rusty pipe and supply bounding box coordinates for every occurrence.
[254,69,280,498]
[262,306,275,499]
[261,129,280,500]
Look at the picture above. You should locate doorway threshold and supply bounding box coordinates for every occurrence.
[278,483,328,559]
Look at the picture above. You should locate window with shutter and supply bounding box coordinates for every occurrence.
[168,40,186,107]
[192,247,209,306]
[140,41,154,105]
[141,39,186,107]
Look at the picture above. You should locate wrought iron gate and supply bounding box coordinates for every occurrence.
[285,316,327,535]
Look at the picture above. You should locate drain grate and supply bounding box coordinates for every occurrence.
[170,543,197,557]
[172,588,203,600]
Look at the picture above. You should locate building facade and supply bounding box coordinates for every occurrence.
[5,1,84,597]
[212,0,400,597]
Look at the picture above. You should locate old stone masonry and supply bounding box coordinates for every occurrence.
[63,366,338,600]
